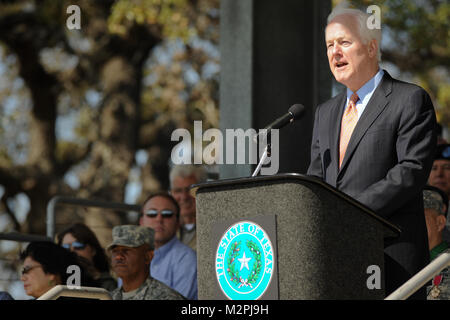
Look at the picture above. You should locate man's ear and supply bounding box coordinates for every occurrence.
[48,273,60,286]
[437,215,447,232]
[145,250,154,265]
[368,39,377,58]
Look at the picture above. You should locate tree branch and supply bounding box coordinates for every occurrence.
[1,195,21,232]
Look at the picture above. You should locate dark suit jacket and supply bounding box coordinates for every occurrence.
[307,71,437,297]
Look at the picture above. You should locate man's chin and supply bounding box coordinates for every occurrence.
[332,66,354,83]
[333,73,350,86]
[180,211,195,219]
[112,266,129,276]
[431,182,448,191]
[24,287,32,296]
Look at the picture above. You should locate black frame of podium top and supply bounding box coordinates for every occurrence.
[192,173,401,300]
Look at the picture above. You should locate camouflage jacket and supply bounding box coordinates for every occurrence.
[111,276,186,300]
[427,248,450,300]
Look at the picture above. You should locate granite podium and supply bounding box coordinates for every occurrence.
[192,173,400,300]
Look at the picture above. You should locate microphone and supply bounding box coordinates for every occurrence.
[253,104,305,142]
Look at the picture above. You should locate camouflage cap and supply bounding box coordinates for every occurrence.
[107,225,154,251]
[423,190,446,216]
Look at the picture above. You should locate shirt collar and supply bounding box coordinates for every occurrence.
[120,276,153,299]
[346,69,384,104]
[430,241,448,261]
[154,235,178,255]
[183,223,195,231]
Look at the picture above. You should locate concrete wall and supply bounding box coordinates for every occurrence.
[219,0,332,178]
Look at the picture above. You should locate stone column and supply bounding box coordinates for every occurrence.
[219,0,332,178]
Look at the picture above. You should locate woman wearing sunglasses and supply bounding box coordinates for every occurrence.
[57,223,117,291]
[20,241,94,299]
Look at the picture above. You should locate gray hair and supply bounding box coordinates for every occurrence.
[326,5,382,62]
[169,165,208,189]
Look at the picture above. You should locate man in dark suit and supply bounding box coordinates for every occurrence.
[307,6,437,299]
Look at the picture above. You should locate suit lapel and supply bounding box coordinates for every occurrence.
[337,72,393,178]
[330,92,347,180]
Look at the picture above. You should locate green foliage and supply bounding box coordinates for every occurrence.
[36,0,66,26]
[246,240,262,285]
[0,0,220,220]
[108,0,194,41]
[0,0,220,299]
[226,241,241,285]
[55,140,85,163]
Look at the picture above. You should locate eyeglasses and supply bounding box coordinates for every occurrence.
[21,265,42,276]
[62,241,86,250]
[144,209,175,218]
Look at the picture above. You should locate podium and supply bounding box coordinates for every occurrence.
[193,173,400,300]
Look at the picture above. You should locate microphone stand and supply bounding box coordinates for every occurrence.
[252,134,271,177]
[250,104,304,177]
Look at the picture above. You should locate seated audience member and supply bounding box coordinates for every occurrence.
[423,186,450,300]
[108,225,185,300]
[170,164,207,251]
[57,223,117,291]
[427,144,450,243]
[20,241,95,299]
[140,192,198,299]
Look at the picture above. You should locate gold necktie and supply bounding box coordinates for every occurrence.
[339,93,359,168]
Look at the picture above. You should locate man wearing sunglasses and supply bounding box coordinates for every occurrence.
[139,192,198,300]
[62,241,85,250]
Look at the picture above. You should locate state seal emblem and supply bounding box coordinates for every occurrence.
[215,221,274,300]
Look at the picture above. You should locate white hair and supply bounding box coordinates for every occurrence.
[326,5,382,62]
[169,164,208,188]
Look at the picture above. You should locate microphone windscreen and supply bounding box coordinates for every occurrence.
[288,104,305,120]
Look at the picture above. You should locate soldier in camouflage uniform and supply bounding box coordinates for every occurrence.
[423,186,450,300]
[107,225,185,300]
